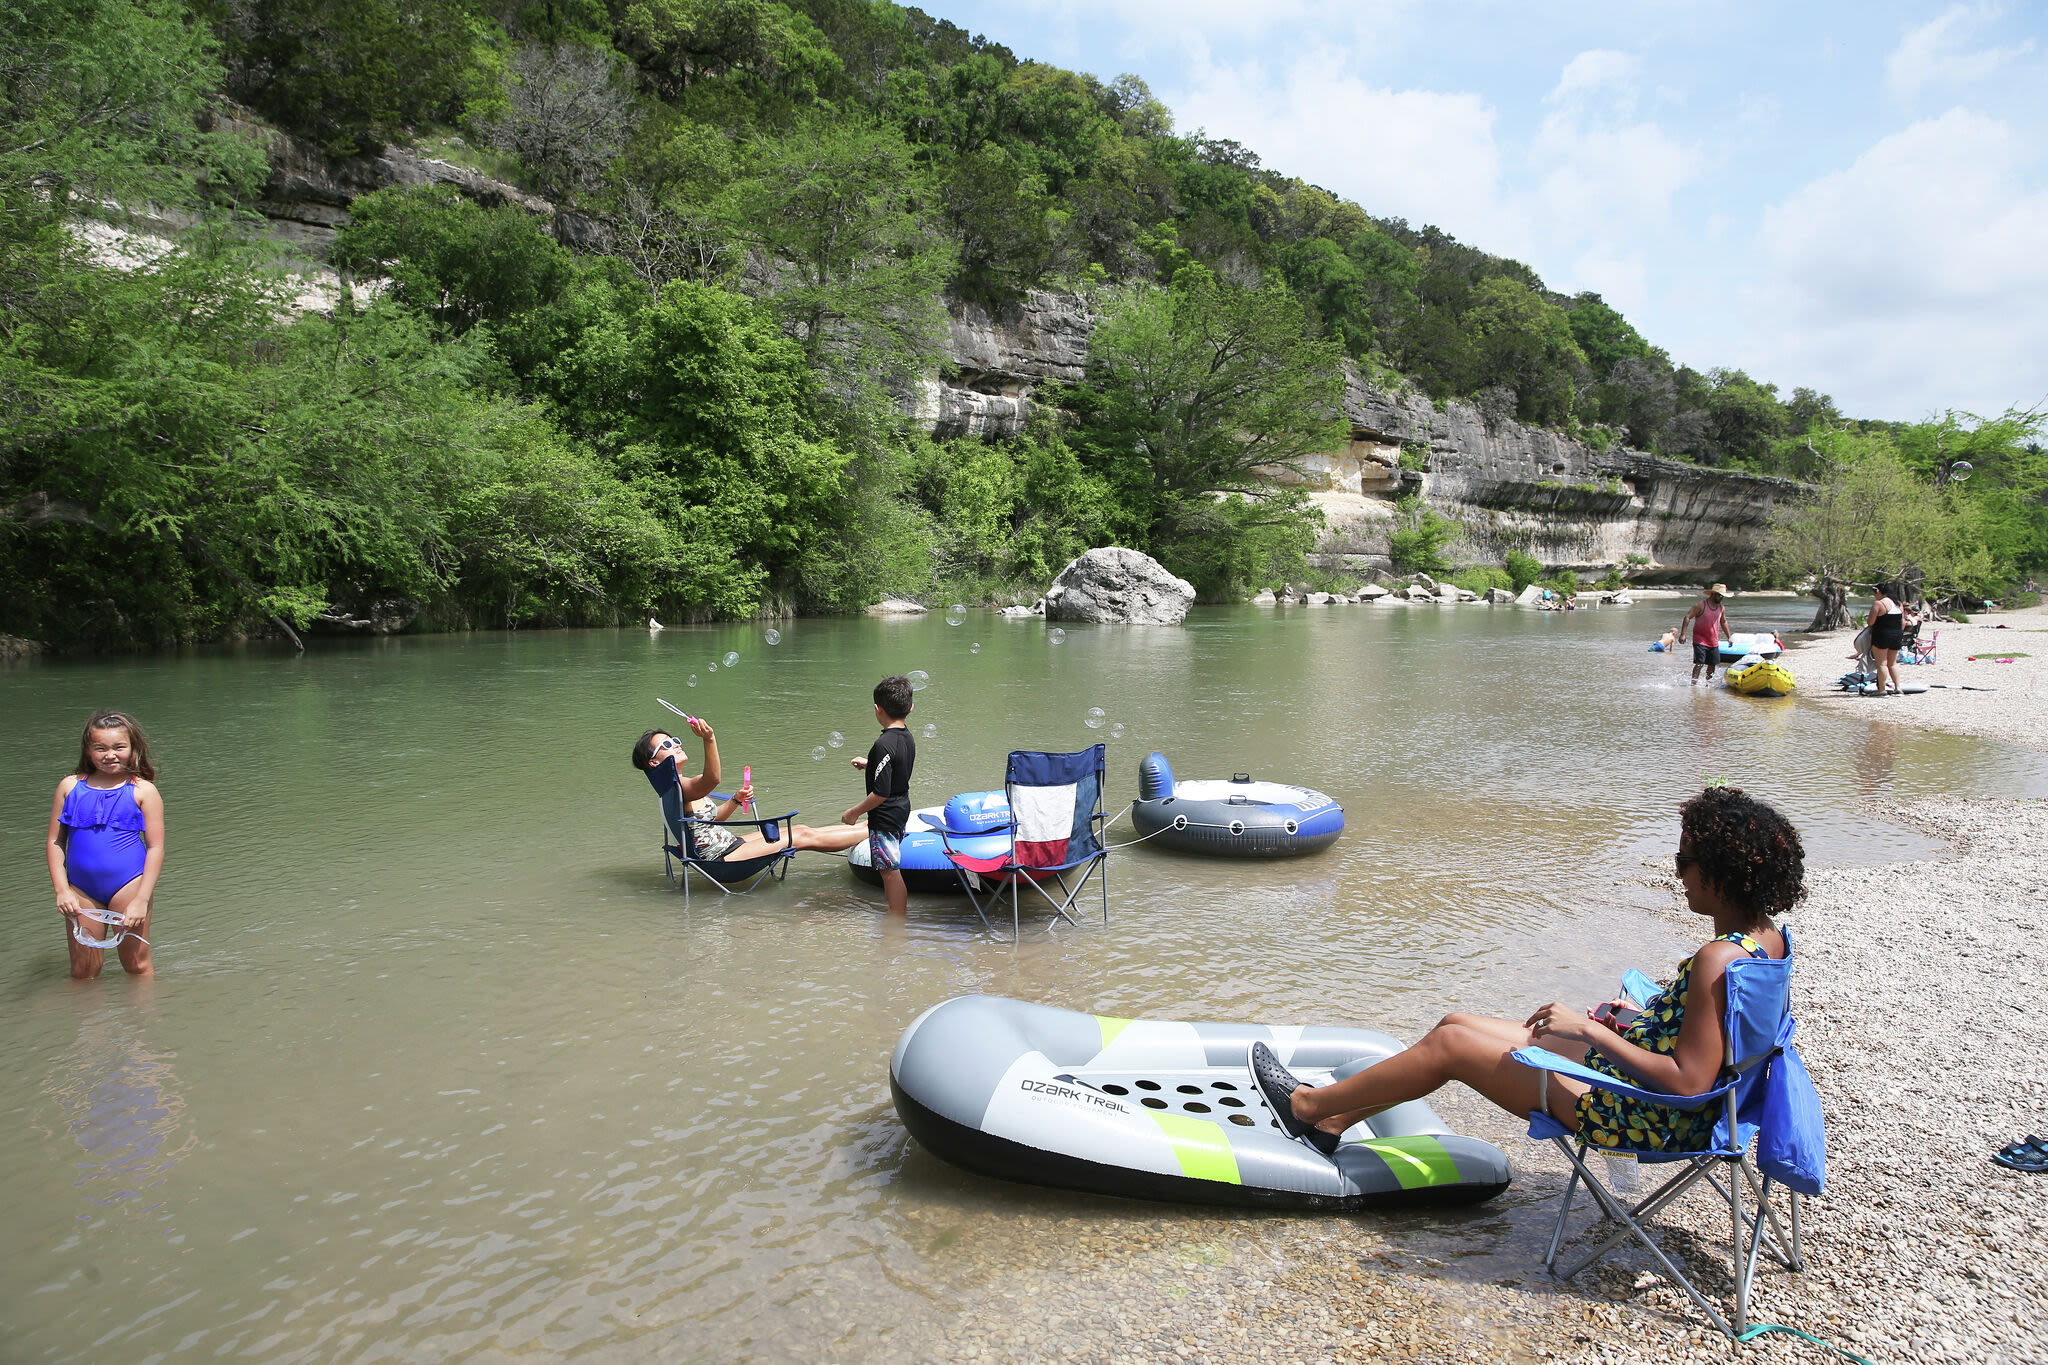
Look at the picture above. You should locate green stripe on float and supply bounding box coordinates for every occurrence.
[1150,1113,1242,1185]
[1095,1015,1132,1052]
[1361,1135,1461,1189]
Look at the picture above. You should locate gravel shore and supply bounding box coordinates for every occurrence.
[893,607,2048,1364]
[1771,601,2048,753]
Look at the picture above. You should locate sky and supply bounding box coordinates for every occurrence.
[923,1,2047,423]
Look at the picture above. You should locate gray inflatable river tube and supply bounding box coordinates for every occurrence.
[1129,752,1345,858]
[890,995,1511,1211]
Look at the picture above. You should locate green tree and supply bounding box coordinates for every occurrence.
[1897,407,2048,581]
[1504,549,1543,591]
[1387,494,1457,575]
[718,117,957,398]
[205,0,489,154]
[1075,271,1345,592]
[1,0,261,217]
[1463,277,1587,426]
[334,185,575,334]
[1761,431,1989,630]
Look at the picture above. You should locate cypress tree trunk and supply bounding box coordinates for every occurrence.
[1806,576,1849,631]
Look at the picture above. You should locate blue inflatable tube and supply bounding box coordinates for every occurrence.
[848,790,1012,893]
[1129,753,1344,858]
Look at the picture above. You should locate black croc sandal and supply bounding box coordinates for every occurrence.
[1248,1042,1340,1154]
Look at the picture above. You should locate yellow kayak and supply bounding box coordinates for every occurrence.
[1726,656,1796,697]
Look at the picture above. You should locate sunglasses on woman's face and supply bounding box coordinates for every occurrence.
[1674,852,1698,875]
[655,737,681,755]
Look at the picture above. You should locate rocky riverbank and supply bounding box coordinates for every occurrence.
[1773,602,2048,753]
[904,791,2046,1364]
[893,616,2048,1363]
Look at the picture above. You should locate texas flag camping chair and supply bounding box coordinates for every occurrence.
[940,745,1110,940]
[1510,948,1820,1337]
[645,755,797,908]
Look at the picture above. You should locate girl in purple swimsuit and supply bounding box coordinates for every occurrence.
[45,710,166,980]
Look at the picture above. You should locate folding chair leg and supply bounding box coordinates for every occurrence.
[1728,1153,1747,1333]
[1548,1144,1734,1337]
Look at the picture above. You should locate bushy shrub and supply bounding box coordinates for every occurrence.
[1504,550,1543,591]
[1449,567,1511,594]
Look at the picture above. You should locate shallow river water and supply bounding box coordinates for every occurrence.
[3,599,2043,1361]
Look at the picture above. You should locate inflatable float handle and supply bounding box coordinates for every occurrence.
[1139,752,1176,802]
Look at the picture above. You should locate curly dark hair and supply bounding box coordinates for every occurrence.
[1679,786,1806,918]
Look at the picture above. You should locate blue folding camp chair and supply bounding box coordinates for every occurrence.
[939,745,1109,941]
[645,755,797,907]
[1511,947,1812,1336]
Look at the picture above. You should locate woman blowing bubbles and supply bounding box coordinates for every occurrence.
[46,710,166,980]
[1251,787,1800,1154]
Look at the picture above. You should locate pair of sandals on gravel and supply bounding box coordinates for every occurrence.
[1993,1134,2048,1173]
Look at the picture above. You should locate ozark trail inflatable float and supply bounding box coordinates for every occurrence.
[848,790,1011,893]
[890,995,1510,1210]
[1129,753,1344,857]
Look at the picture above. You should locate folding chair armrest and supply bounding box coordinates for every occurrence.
[1511,1047,1724,1111]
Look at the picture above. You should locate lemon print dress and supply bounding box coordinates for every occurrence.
[1576,932,1770,1152]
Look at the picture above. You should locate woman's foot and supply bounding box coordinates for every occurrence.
[1248,1042,1340,1154]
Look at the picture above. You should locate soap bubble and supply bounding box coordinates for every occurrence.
[1048,628,1066,645]
[724,651,740,668]
[763,628,781,645]
[945,606,965,626]
[970,644,980,654]
[707,662,718,672]
[828,732,845,748]
[812,746,827,761]
[921,722,938,739]
[1110,723,1125,739]
[906,669,930,691]
[1084,707,1106,729]
[687,674,698,687]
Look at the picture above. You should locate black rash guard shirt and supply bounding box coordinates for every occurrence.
[864,726,916,836]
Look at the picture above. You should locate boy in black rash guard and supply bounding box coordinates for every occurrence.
[843,675,915,915]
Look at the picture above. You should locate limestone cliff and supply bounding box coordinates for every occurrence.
[919,290,1803,583]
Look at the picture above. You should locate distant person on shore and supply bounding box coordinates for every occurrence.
[633,717,869,861]
[1868,582,1907,696]
[1249,786,1798,1155]
[1678,584,1734,683]
[46,710,165,980]
[844,675,915,916]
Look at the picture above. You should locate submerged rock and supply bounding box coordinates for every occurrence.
[1044,548,1196,625]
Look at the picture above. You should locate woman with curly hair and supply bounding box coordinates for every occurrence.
[1249,786,1800,1154]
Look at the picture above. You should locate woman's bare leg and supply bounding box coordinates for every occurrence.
[1292,1015,1586,1135]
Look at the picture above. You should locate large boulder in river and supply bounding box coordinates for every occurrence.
[1044,547,1196,625]
[866,597,928,615]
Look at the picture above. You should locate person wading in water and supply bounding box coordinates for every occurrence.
[1678,584,1734,684]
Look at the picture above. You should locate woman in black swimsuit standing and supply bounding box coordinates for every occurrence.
[1868,582,1906,695]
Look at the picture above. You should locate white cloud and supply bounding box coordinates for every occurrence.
[1164,55,1512,248]
[1885,4,2036,102]
[1739,108,2048,417]
[1527,51,1702,312]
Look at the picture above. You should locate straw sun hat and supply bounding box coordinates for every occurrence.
[1708,583,1730,598]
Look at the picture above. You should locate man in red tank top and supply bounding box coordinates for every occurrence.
[1678,584,1733,683]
